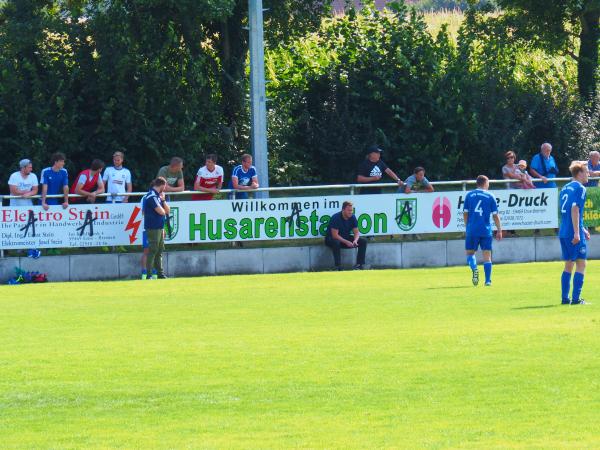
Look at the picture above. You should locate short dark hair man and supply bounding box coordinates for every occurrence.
[142,177,170,279]
[325,201,367,270]
[404,167,434,193]
[70,159,105,203]
[157,157,185,193]
[40,152,69,210]
[356,145,403,194]
[193,154,224,200]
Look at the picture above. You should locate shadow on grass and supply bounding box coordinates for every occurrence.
[512,304,561,310]
[425,286,467,290]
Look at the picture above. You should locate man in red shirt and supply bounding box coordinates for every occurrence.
[193,154,223,200]
[70,159,106,203]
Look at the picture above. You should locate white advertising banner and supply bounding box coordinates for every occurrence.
[0,189,558,249]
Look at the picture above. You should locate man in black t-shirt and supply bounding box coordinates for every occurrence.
[325,201,368,270]
[356,145,404,194]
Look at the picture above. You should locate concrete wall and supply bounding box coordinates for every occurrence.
[0,236,595,282]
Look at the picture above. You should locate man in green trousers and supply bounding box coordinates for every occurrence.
[142,177,170,279]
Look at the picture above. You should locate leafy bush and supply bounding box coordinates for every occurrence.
[266,1,586,183]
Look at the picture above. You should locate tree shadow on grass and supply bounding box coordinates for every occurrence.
[512,304,561,310]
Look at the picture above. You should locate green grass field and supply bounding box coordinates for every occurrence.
[1,262,599,449]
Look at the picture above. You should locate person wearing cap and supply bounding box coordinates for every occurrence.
[356,145,403,194]
[8,159,39,206]
[517,160,535,189]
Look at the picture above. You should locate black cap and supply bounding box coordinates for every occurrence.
[367,144,382,154]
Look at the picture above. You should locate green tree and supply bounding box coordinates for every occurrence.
[492,0,600,102]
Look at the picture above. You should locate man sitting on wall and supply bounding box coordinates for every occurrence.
[325,201,368,270]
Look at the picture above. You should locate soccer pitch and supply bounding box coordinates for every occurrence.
[1,262,599,449]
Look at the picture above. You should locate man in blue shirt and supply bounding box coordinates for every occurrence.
[529,142,559,188]
[40,152,69,210]
[585,150,600,187]
[142,177,170,279]
[463,175,503,286]
[228,153,258,199]
[558,161,590,305]
[325,201,367,270]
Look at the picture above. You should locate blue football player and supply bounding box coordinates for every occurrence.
[559,161,590,305]
[463,175,503,286]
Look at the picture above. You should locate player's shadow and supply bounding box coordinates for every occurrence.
[512,304,560,310]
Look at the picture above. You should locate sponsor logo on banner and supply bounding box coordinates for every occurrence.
[432,196,452,229]
[396,198,417,231]
[165,207,179,241]
[125,206,142,244]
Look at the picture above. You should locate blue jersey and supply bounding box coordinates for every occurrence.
[40,167,69,205]
[228,165,257,199]
[142,188,166,230]
[559,180,586,239]
[463,189,498,237]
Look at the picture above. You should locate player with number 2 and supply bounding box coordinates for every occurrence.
[558,161,590,305]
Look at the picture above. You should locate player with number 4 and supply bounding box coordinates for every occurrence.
[463,175,503,286]
[558,161,590,305]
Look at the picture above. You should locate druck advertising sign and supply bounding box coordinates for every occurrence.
[1,189,558,249]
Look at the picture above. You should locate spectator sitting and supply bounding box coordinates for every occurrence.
[325,201,368,270]
[403,166,434,193]
[193,154,224,200]
[157,157,185,194]
[40,152,69,210]
[502,150,525,189]
[517,160,536,189]
[228,153,258,199]
[103,151,132,203]
[586,150,600,187]
[356,145,403,194]
[70,159,105,203]
[8,159,38,206]
[529,142,559,188]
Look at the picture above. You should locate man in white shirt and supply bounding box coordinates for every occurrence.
[102,151,132,203]
[8,159,39,206]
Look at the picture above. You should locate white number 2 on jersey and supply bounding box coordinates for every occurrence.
[474,200,483,216]
[560,194,568,214]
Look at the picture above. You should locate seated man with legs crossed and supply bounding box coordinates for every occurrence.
[325,201,367,270]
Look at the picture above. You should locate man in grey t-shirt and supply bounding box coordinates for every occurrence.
[156,157,185,192]
[403,167,434,193]
[8,159,39,206]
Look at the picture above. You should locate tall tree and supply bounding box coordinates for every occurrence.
[493,0,600,102]
[206,0,333,152]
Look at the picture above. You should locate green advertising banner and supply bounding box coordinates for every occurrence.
[584,187,600,227]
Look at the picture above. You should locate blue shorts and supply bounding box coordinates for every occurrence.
[560,238,587,261]
[142,231,149,249]
[465,235,493,251]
